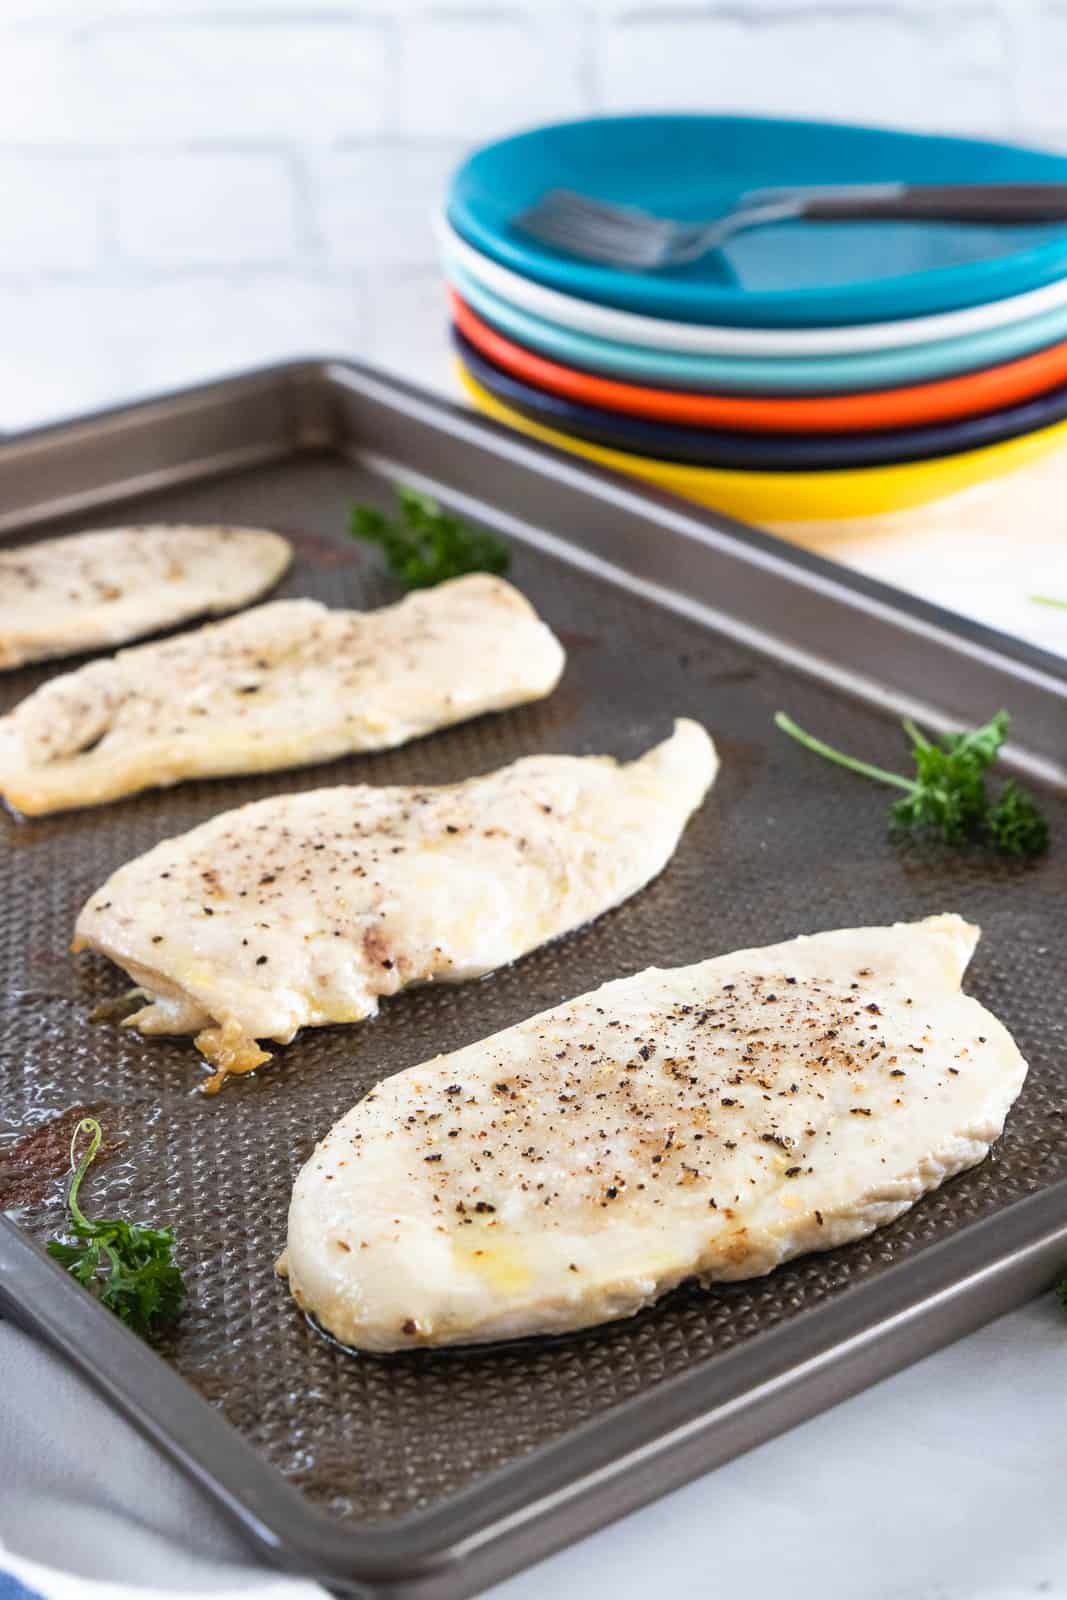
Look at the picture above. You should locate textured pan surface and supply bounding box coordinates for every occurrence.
[3,451,1066,1530]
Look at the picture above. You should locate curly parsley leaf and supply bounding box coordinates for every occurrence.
[46,1117,186,1341]
[987,780,1050,858]
[887,714,1002,845]
[775,710,1048,858]
[349,487,509,590]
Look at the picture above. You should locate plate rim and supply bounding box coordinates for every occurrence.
[456,357,1067,521]
[453,326,1067,469]
[439,213,1067,356]
[448,258,1067,395]
[450,288,1067,433]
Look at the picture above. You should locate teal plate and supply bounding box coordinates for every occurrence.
[447,262,1067,396]
[448,115,1067,328]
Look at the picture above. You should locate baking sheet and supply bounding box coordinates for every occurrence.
[1,362,1066,1600]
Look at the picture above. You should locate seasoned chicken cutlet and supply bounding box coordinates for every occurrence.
[0,523,291,669]
[74,719,717,1090]
[280,915,1026,1351]
[0,574,564,814]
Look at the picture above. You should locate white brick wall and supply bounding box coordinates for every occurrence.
[116,153,304,265]
[598,9,1009,130]
[314,144,465,266]
[397,11,588,138]
[0,1,1064,429]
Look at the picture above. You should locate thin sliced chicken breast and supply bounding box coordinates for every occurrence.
[0,574,564,814]
[0,523,291,670]
[280,915,1026,1351]
[74,719,717,1090]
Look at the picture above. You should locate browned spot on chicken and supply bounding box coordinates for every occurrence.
[195,1021,272,1095]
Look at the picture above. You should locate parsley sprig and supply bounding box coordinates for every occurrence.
[349,486,509,590]
[47,1117,186,1340]
[775,709,1049,857]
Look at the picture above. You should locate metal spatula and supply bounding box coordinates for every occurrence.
[513,183,1067,270]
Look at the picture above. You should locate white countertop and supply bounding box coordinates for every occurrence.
[3,356,1067,1600]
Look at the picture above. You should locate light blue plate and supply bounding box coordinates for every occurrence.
[448,115,1067,328]
[448,261,1067,395]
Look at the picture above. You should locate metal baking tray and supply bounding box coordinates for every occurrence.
[2,360,1067,1600]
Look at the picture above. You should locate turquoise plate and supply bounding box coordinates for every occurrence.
[447,261,1067,396]
[448,115,1067,328]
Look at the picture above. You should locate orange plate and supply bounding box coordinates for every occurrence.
[450,288,1067,436]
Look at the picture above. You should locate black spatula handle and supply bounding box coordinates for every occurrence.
[802,184,1067,223]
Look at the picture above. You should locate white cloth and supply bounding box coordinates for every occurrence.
[0,1551,322,1600]
[0,1322,322,1598]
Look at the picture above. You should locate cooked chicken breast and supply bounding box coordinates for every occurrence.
[280,914,1026,1351]
[0,574,564,815]
[0,523,291,670]
[74,719,716,1090]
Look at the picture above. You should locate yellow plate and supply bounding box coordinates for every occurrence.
[456,360,1067,522]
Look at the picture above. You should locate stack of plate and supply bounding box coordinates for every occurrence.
[440,115,1067,526]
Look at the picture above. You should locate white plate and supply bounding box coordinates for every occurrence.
[437,214,1067,357]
